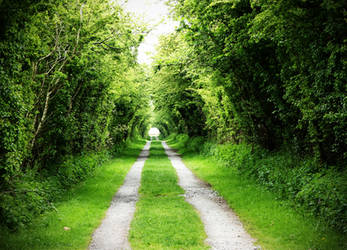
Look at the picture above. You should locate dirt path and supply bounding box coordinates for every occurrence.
[89,141,151,250]
[162,141,258,250]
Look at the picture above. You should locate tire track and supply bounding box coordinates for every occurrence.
[162,141,258,250]
[89,141,151,250]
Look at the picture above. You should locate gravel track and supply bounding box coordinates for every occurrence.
[89,141,151,250]
[162,141,258,250]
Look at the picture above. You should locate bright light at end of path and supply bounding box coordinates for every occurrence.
[148,127,160,136]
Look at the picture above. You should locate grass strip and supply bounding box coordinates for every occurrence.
[177,152,346,250]
[129,141,208,249]
[0,140,146,250]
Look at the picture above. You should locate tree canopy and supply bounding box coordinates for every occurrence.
[0,0,150,229]
[0,0,345,232]
[152,0,346,165]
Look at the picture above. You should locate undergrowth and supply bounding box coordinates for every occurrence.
[0,139,141,231]
[166,133,347,234]
[180,153,346,249]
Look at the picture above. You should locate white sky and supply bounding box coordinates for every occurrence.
[122,0,178,65]
[148,127,160,136]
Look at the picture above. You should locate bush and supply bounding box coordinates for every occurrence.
[199,141,347,233]
[0,151,111,230]
[0,171,61,231]
[201,142,252,168]
[58,151,110,188]
[187,137,205,152]
[165,133,178,143]
[296,169,347,232]
[167,134,206,153]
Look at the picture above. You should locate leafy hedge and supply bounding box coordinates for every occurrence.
[166,133,204,154]
[57,151,110,188]
[152,0,346,166]
[0,173,60,230]
[0,0,150,231]
[169,134,347,233]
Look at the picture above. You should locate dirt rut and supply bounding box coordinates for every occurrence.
[89,141,151,250]
[162,141,258,250]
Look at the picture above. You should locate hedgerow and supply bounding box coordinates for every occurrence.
[0,0,150,230]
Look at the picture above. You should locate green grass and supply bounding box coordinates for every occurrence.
[176,152,346,250]
[0,139,146,250]
[129,141,208,249]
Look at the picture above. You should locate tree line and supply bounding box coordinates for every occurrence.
[152,0,346,166]
[1,0,345,233]
[0,0,150,229]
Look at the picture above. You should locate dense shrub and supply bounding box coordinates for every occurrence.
[0,172,60,230]
[167,134,205,153]
[207,143,252,169]
[165,133,178,142]
[296,169,347,232]
[0,150,112,230]
[0,0,150,230]
[58,151,110,188]
[186,137,205,153]
[175,134,189,145]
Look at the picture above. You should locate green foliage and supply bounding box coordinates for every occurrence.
[0,150,109,231]
[0,172,60,231]
[57,151,110,188]
[241,155,347,233]
[187,137,205,153]
[167,134,205,154]
[154,0,347,165]
[296,169,347,232]
[0,0,150,230]
[150,33,207,137]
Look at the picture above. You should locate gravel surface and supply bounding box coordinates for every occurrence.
[162,141,258,250]
[89,141,151,250]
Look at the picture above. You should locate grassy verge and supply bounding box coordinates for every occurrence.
[176,152,346,250]
[0,139,146,250]
[129,141,208,249]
